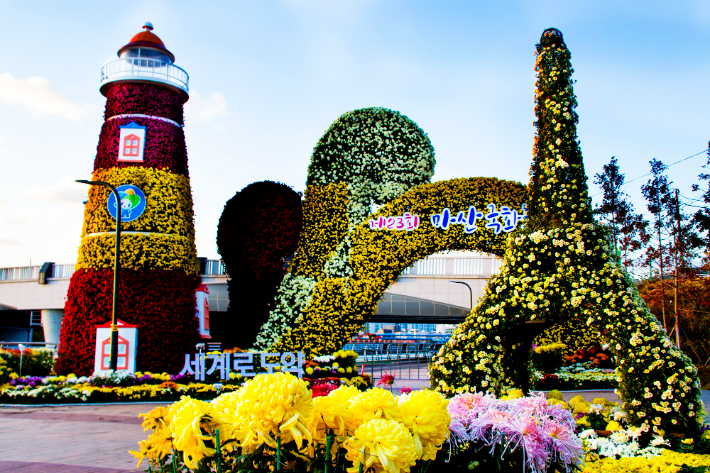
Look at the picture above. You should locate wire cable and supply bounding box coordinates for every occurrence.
[591,148,708,198]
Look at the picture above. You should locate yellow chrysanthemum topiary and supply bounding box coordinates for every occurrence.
[234,372,313,452]
[430,28,703,435]
[345,418,417,473]
[76,232,199,274]
[263,176,527,356]
[399,390,450,461]
[82,166,196,237]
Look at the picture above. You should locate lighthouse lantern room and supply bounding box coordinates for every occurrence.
[99,22,189,102]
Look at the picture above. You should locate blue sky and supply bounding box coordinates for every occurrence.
[1,1,709,267]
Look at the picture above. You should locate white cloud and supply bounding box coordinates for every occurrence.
[185,91,227,122]
[0,237,21,250]
[23,177,88,205]
[0,73,88,123]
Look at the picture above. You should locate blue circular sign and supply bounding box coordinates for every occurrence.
[106,184,146,222]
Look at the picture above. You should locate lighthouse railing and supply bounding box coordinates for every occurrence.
[100,58,189,93]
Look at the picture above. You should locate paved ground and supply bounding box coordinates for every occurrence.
[0,391,707,472]
[0,403,151,472]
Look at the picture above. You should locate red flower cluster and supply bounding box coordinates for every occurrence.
[377,370,395,386]
[540,373,559,386]
[309,380,339,398]
[104,83,184,124]
[55,268,201,376]
[94,116,189,175]
[564,346,612,368]
[215,181,302,348]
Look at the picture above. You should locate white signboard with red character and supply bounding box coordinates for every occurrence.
[196,283,211,339]
[117,122,147,162]
[93,319,138,374]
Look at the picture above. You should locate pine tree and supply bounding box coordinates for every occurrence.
[641,159,673,329]
[692,143,710,253]
[593,156,647,272]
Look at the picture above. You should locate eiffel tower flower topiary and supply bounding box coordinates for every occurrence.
[430,28,703,436]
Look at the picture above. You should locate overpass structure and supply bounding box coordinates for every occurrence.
[0,251,502,344]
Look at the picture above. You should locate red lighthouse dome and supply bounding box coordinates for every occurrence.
[118,22,176,63]
[100,22,188,102]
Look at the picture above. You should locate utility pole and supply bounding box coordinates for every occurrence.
[673,189,681,349]
[657,196,666,333]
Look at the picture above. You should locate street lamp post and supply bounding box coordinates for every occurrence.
[449,280,473,310]
[76,179,121,371]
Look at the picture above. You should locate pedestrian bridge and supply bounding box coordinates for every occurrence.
[0,251,502,342]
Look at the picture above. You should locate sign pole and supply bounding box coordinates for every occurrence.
[77,179,122,371]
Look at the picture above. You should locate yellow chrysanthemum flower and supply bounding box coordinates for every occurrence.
[169,398,231,469]
[211,390,243,424]
[399,390,450,461]
[572,401,591,415]
[606,421,621,432]
[129,430,173,468]
[308,387,357,443]
[139,405,171,434]
[501,388,525,400]
[345,418,417,473]
[569,395,585,408]
[235,372,314,452]
[547,398,570,410]
[348,388,403,431]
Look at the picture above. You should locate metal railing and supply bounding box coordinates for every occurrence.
[0,341,58,354]
[345,341,443,380]
[401,257,499,276]
[0,266,40,281]
[204,260,226,275]
[453,257,483,275]
[0,260,229,281]
[52,264,75,279]
[0,256,505,282]
[100,58,189,93]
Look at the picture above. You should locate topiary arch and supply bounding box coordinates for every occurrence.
[269,177,528,354]
[254,30,703,435]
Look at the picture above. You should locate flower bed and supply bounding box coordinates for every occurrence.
[131,372,451,472]
[0,353,374,405]
[0,371,241,404]
[532,366,617,390]
[581,449,710,472]
[433,389,710,472]
[128,376,710,473]
[0,347,54,380]
[431,389,584,472]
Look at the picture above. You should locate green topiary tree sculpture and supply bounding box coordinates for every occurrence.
[430,28,703,436]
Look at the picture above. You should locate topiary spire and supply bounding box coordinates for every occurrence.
[528,28,592,228]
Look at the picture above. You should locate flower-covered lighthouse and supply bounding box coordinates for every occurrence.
[56,23,201,375]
